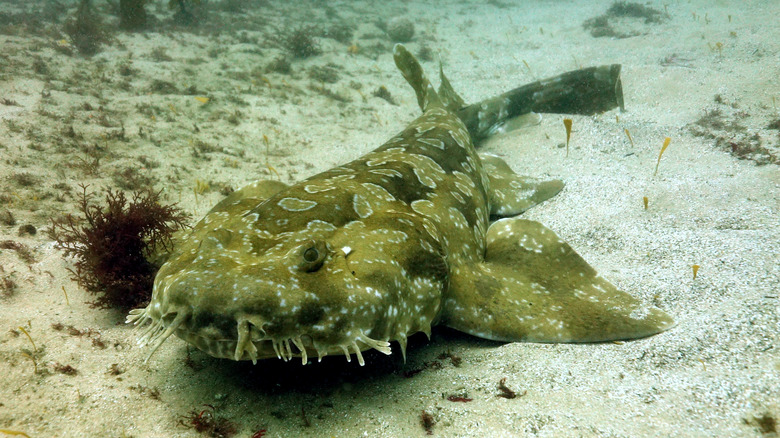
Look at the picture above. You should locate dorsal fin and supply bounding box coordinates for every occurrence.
[393,44,443,111]
[437,61,465,111]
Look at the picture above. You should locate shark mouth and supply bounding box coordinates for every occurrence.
[127,309,392,366]
[244,331,392,367]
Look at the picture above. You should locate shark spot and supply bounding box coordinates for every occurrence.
[361,182,398,202]
[353,194,374,218]
[369,168,403,178]
[410,199,435,216]
[413,167,437,189]
[417,137,446,150]
[414,125,436,136]
[366,159,388,167]
[278,197,318,211]
[451,190,466,204]
[362,161,433,204]
[447,129,470,148]
[304,183,336,194]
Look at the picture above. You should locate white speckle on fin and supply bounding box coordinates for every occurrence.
[486,111,542,136]
[442,218,674,343]
[479,153,564,217]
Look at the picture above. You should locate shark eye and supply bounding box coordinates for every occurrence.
[303,247,319,263]
[298,240,329,272]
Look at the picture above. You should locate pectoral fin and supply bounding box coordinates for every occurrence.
[443,218,674,343]
[480,153,564,217]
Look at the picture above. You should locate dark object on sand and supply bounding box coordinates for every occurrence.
[119,0,147,30]
[583,1,669,38]
[64,0,111,55]
[49,186,189,309]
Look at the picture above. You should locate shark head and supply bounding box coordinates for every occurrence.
[129,179,447,366]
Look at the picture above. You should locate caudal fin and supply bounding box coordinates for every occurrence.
[458,65,624,142]
[394,44,625,145]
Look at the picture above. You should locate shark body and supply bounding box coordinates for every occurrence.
[128,45,672,366]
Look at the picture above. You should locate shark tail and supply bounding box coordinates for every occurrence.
[457,65,624,142]
[393,44,624,144]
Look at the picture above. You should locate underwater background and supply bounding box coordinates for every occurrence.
[0,0,778,436]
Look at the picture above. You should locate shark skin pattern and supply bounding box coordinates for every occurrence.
[127,45,673,366]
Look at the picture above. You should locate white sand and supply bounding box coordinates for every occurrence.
[0,0,778,437]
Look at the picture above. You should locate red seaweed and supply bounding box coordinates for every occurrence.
[48,184,189,309]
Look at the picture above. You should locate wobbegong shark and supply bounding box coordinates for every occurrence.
[128,45,673,366]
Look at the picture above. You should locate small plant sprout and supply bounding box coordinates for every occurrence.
[263,134,280,180]
[17,325,38,374]
[193,179,209,205]
[20,351,38,374]
[654,137,671,176]
[624,128,635,147]
[522,59,533,76]
[17,326,37,353]
[563,118,573,156]
[0,429,31,437]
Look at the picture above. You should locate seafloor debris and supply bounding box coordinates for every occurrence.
[689,95,779,165]
[583,1,669,38]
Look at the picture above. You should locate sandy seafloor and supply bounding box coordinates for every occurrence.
[1,0,779,436]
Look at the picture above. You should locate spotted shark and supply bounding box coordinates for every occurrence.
[128,45,673,366]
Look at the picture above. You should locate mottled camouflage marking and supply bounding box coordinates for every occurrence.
[128,45,672,366]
